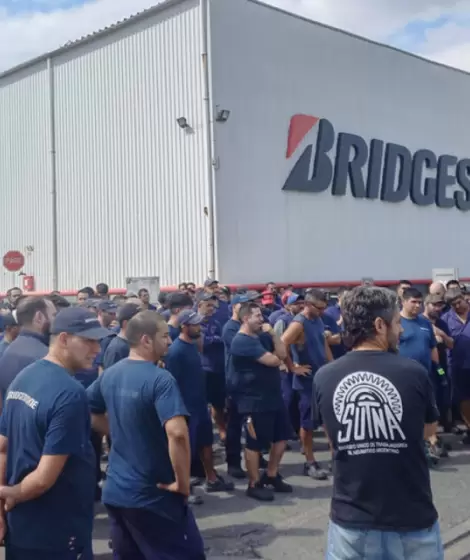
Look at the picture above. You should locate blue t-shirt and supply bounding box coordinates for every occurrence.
[74,367,99,389]
[322,313,346,360]
[0,338,10,359]
[291,314,327,391]
[200,316,225,373]
[94,333,117,368]
[87,360,188,522]
[399,315,436,374]
[231,333,283,413]
[168,324,180,342]
[0,360,95,552]
[0,331,49,402]
[324,304,341,323]
[103,336,130,369]
[165,338,207,413]
[222,319,241,394]
[443,310,470,371]
[213,299,230,327]
[269,309,288,327]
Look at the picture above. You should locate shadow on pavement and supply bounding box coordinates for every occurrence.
[203,521,323,558]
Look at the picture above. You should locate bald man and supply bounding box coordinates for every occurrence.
[429,282,446,298]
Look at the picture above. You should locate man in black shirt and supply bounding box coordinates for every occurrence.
[314,286,443,560]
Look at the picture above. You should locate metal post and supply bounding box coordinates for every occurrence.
[201,0,217,279]
[47,57,59,291]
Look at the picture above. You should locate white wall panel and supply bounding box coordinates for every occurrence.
[0,65,53,292]
[209,0,470,284]
[53,0,209,290]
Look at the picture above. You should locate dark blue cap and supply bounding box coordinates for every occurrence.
[231,294,249,305]
[287,294,304,305]
[178,310,203,326]
[97,300,118,313]
[51,308,112,340]
[85,299,100,309]
[1,313,17,328]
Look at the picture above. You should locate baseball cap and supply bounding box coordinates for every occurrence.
[246,290,261,301]
[287,294,304,305]
[178,310,203,326]
[2,313,18,328]
[197,292,217,303]
[51,308,112,340]
[97,300,118,313]
[204,279,218,288]
[231,294,250,305]
[85,299,100,309]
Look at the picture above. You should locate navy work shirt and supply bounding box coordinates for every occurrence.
[168,324,180,342]
[222,319,241,395]
[0,360,95,552]
[200,316,225,373]
[165,338,207,413]
[322,313,346,360]
[231,333,283,413]
[291,314,327,392]
[399,315,436,374]
[0,338,10,359]
[0,331,49,401]
[87,360,189,522]
[103,336,130,369]
[444,311,470,371]
[213,299,230,327]
[94,333,116,369]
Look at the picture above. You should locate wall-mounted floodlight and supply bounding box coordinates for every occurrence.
[215,109,231,123]
[177,117,190,129]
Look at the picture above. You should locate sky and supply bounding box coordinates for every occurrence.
[0,0,469,73]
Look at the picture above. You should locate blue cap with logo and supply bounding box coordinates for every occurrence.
[231,294,249,305]
[51,308,113,340]
[287,294,304,305]
[97,300,118,313]
[178,310,203,326]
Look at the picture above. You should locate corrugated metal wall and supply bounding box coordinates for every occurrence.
[53,0,209,290]
[0,0,210,293]
[0,64,54,292]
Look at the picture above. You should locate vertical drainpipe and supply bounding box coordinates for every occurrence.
[47,57,59,291]
[201,0,217,279]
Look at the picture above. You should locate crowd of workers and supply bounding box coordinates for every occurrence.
[0,276,467,559]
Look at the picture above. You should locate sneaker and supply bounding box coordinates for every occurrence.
[462,432,470,445]
[203,474,235,493]
[246,482,274,502]
[190,477,204,488]
[285,442,292,451]
[435,439,449,458]
[259,455,269,469]
[188,493,204,506]
[227,465,247,479]
[303,462,328,480]
[260,472,293,493]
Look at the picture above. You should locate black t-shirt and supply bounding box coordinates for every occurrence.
[314,350,439,532]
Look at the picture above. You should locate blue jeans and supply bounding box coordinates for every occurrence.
[326,520,443,560]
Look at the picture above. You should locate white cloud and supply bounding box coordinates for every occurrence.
[0,0,470,73]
